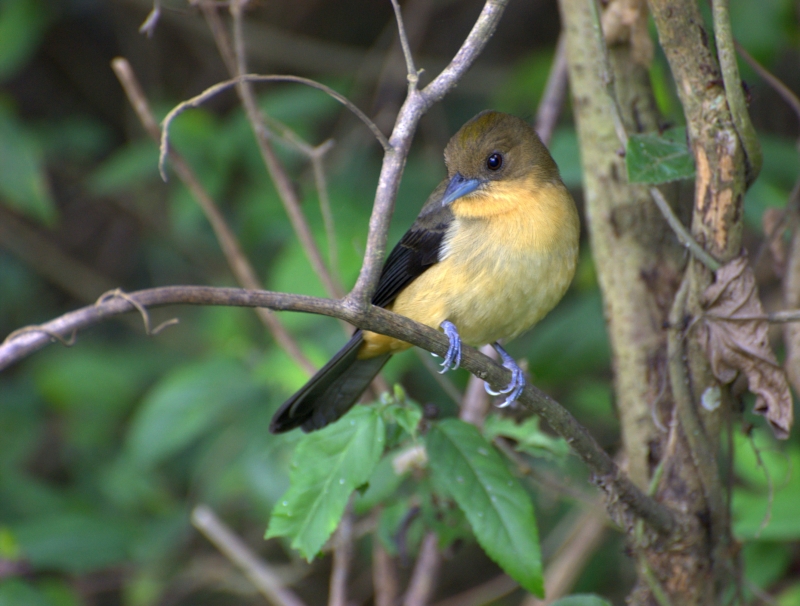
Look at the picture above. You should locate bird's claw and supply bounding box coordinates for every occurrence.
[438,320,462,373]
[483,343,525,407]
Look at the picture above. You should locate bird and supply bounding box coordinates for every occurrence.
[270,110,579,433]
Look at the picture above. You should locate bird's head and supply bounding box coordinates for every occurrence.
[440,111,561,208]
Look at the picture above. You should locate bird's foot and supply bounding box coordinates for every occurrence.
[483,342,525,407]
[437,320,462,373]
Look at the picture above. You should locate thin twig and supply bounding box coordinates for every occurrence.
[578,0,720,272]
[521,509,607,605]
[706,308,800,323]
[158,74,390,179]
[373,535,399,606]
[111,57,316,375]
[0,204,118,302]
[585,0,628,150]
[742,41,800,276]
[350,0,510,305]
[650,187,721,271]
[712,0,762,182]
[459,344,497,426]
[402,532,441,606]
[310,141,341,280]
[139,0,161,36]
[640,559,674,606]
[534,32,569,146]
[735,40,800,129]
[200,3,325,159]
[390,0,421,89]
[783,188,800,394]
[199,1,238,74]
[329,508,354,606]
[667,274,726,540]
[432,575,518,606]
[191,505,307,606]
[0,284,680,535]
[231,1,345,301]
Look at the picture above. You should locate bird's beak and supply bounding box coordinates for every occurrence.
[441,172,484,206]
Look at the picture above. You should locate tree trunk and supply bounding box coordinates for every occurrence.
[558,0,746,602]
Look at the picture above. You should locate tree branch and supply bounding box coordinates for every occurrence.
[349,0,509,305]
[534,32,568,146]
[112,57,317,375]
[712,0,762,183]
[390,0,421,89]
[0,284,679,535]
[402,532,441,606]
[191,505,307,606]
[328,508,354,606]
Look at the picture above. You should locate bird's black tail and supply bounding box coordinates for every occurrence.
[269,331,390,433]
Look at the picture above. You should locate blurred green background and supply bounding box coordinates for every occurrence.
[0,0,799,604]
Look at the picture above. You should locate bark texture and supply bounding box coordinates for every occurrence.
[561,0,749,602]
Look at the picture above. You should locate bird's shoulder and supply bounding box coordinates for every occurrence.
[371,180,454,308]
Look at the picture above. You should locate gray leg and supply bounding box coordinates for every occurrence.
[483,342,526,407]
[437,320,462,373]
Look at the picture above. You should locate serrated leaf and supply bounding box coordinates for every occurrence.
[626,127,695,184]
[266,406,385,559]
[483,415,569,461]
[550,595,613,606]
[426,419,543,596]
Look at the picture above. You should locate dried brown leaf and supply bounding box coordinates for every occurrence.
[699,256,794,438]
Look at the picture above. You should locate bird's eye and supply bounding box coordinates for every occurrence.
[486,153,503,171]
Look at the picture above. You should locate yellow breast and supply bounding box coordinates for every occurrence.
[359,179,579,358]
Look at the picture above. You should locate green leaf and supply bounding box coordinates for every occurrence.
[550,595,613,606]
[426,419,543,596]
[483,415,569,461]
[266,406,385,559]
[384,402,422,437]
[353,450,406,514]
[626,127,695,184]
[126,358,257,467]
[732,429,800,540]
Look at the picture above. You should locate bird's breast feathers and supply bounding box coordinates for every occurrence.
[390,179,579,346]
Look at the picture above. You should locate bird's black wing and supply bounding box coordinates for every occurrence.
[371,187,453,308]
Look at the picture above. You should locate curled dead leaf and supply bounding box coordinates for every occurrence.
[699,256,793,438]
